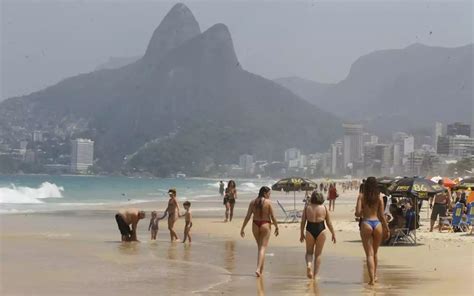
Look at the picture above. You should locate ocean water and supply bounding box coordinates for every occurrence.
[0,175,274,214]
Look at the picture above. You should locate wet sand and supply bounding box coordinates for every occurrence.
[1,190,473,295]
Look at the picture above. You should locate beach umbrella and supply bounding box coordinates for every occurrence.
[376,176,395,195]
[388,177,443,245]
[441,178,456,188]
[388,177,444,199]
[430,176,456,188]
[272,177,318,210]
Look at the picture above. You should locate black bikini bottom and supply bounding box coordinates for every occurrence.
[306,221,325,239]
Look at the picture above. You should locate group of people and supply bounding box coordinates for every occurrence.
[115,188,193,243]
[238,176,386,285]
[114,177,389,286]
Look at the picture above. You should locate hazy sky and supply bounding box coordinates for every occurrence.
[1,0,472,100]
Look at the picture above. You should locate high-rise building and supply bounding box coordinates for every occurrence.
[342,123,364,168]
[437,135,474,157]
[447,122,471,137]
[392,143,403,175]
[284,148,301,162]
[32,131,43,142]
[407,151,440,176]
[19,140,28,154]
[433,122,443,148]
[403,136,414,156]
[447,136,474,157]
[375,144,392,172]
[437,136,450,155]
[393,143,401,167]
[71,139,94,173]
[330,141,343,175]
[363,133,378,145]
[239,154,254,175]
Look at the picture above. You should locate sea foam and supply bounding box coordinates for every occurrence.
[0,182,64,204]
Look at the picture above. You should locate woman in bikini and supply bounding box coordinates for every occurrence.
[165,188,180,242]
[300,191,336,279]
[240,186,279,277]
[355,177,389,285]
[224,180,237,222]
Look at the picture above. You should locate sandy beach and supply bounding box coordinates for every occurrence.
[1,189,473,295]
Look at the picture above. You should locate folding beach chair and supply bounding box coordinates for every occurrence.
[451,203,469,232]
[390,209,416,245]
[466,202,474,227]
[277,200,302,223]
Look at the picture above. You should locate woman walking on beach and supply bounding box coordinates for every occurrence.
[224,180,237,222]
[355,177,389,285]
[300,191,336,279]
[327,183,338,211]
[240,186,279,277]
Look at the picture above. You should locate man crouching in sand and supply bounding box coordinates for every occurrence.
[115,209,146,242]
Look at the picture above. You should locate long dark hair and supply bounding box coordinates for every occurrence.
[256,186,271,212]
[363,176,379,208]
[228,180,236,189]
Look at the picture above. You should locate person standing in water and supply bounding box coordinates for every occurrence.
[219,181,225,197]
[164,188,181,242]
[300,191,336,279]
[179,201,193,244]
[355,177,389,285]
[240,186,279,277]
[115,209,146,242]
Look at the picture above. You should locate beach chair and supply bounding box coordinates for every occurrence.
[451,203,469,232]
[390,209,416,246]
[277,200,302,223]
[466,202,474,227]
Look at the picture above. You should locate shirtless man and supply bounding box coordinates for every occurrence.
[429,180,452,232]
[164,188,180,242]
[115,208,146,242]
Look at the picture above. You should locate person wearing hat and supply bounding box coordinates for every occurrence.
[164,188,181,241]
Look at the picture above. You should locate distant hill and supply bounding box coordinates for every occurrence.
[95,56,140,71]
[274,76,334,110]
[0,3,341,175]
[275,44,473,135]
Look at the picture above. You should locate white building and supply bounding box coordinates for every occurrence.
[239,154,254,175]
[403,136,415,156]
[343,123,364,167]
[330,141,343,175]
[363,133,378,145]
[71,139,94,173]
[448,136,474,157]
[434,122,443,148]
[33,131,43,142]
[284,148,301,162]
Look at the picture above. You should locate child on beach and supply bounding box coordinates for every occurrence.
[148,211,166,240]
[179,201,193,243]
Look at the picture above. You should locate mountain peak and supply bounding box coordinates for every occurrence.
[143,3,201,63]
[199,23,240,68]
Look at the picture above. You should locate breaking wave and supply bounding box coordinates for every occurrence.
[0,182,64,204]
